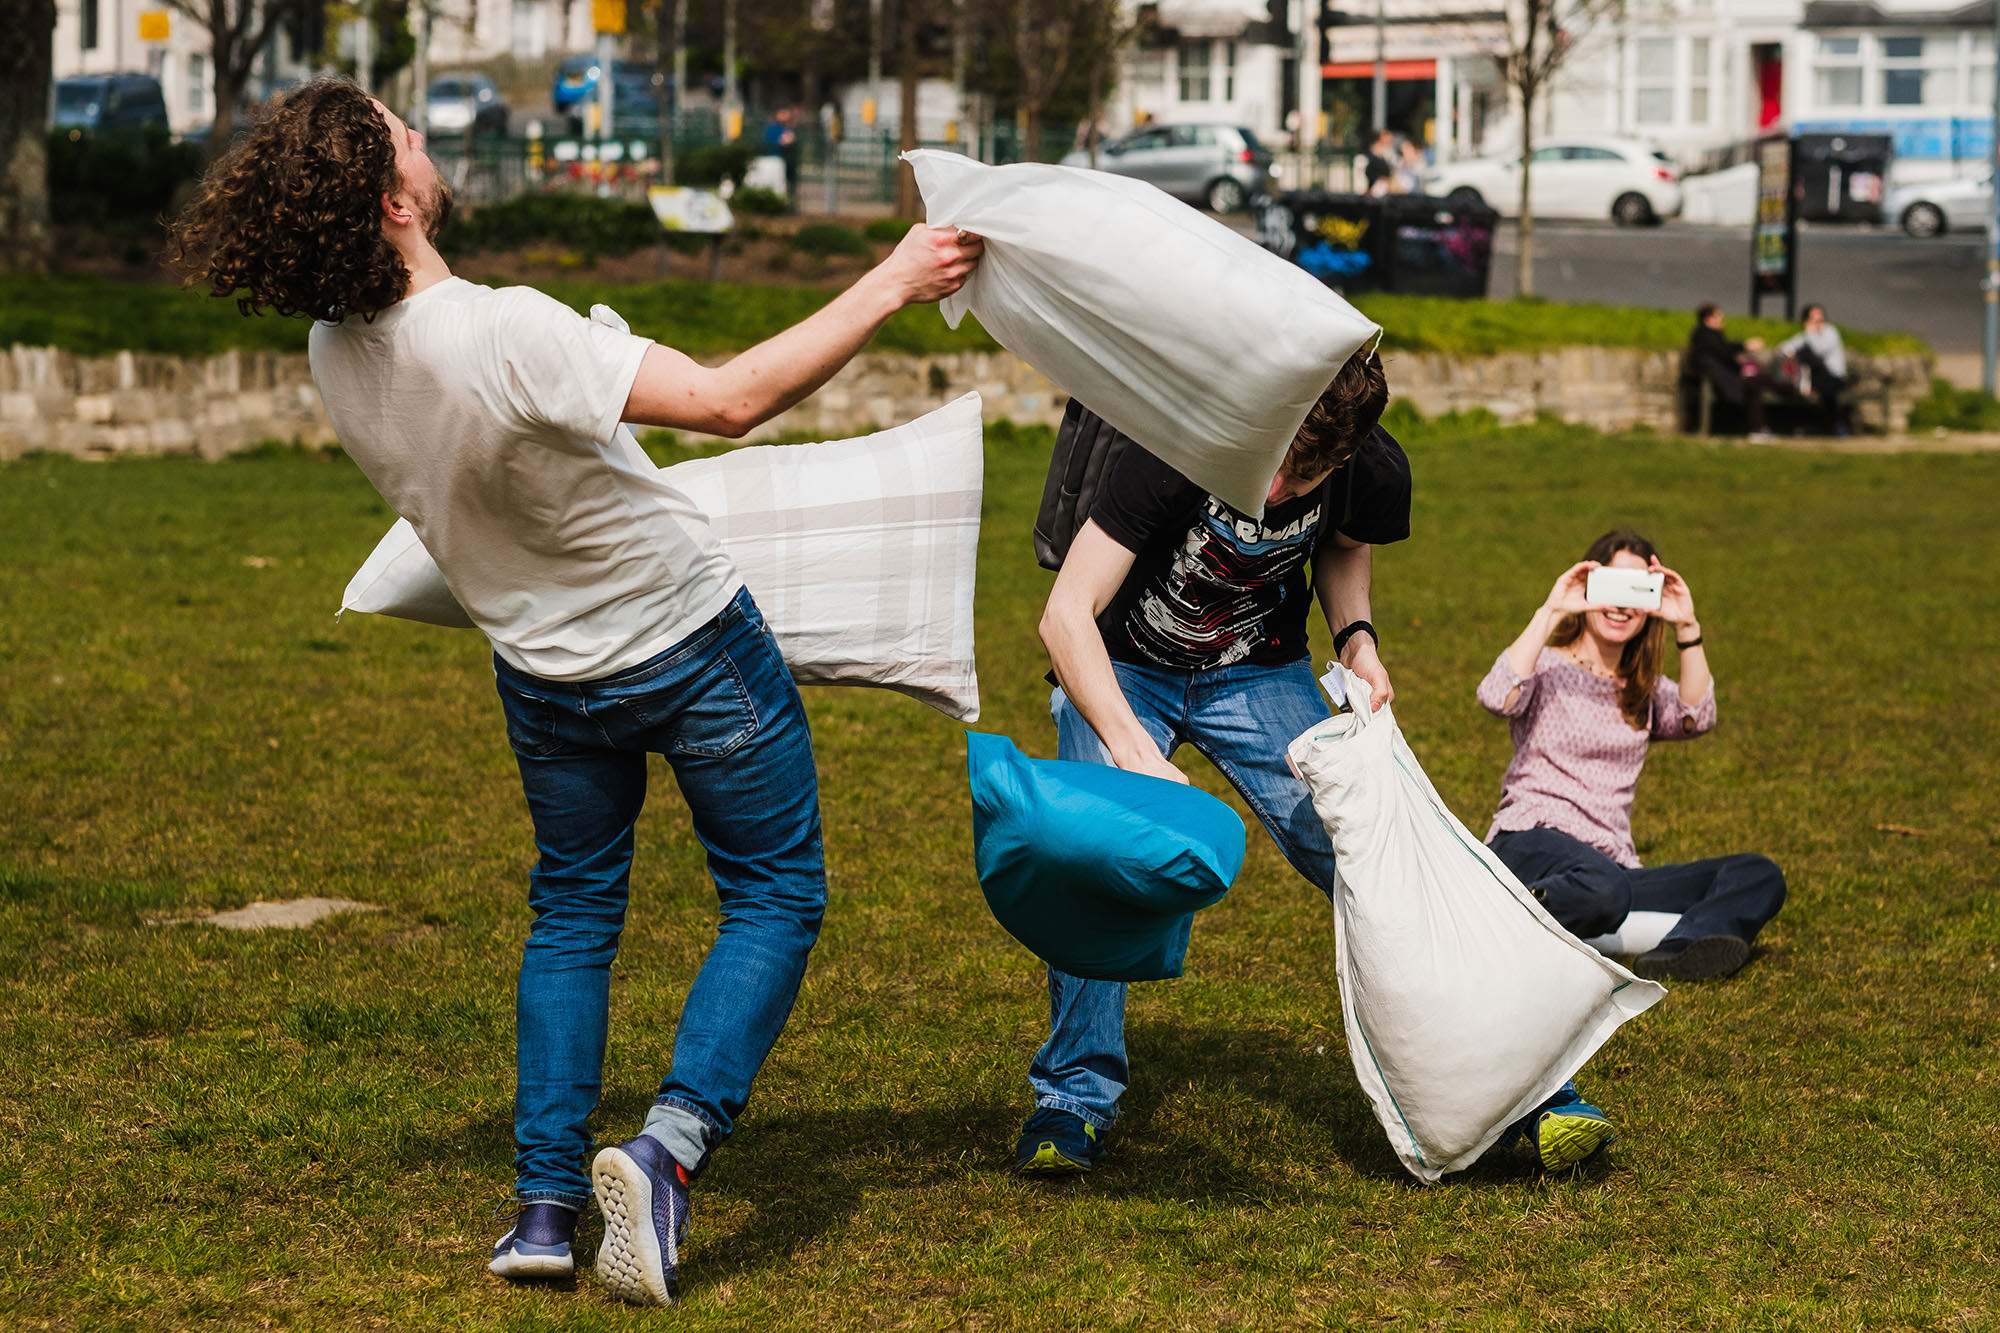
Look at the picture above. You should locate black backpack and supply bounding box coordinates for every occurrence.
[1034,400,1372,571]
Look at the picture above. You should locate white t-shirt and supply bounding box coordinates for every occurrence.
[310,277,742,682]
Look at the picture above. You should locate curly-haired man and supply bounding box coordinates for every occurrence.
[173,78,980,1306]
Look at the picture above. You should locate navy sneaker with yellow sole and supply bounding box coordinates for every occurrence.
[1014,1106,1106,1176]
[1502,1084,1618,1171]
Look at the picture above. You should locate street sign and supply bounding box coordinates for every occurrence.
[1750,134,1797,319]
[138,10,170,40]
[592,0,625,35]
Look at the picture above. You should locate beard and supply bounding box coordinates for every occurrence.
[419,174,454,241]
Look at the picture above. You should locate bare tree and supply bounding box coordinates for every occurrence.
[1486,0,1625,295]
[1009,0,1073,162]
[0,0,56,272]
[163,0,300,161]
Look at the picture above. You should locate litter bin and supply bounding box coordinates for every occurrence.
[1792,132,1892,223]
[1379,194,1498,298]
[1255,191,1496,298]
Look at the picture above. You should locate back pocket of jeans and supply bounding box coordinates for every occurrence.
[666,655,759,759]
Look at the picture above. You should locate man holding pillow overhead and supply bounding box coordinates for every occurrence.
[171,78,980,1306]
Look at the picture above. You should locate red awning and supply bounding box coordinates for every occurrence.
[1321,59,1438,80]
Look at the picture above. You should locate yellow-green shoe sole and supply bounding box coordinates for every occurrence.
[1537,1111,1617,1170]
[1017,1141,1093,1175]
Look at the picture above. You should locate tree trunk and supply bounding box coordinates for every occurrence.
[1514,87,1534,298]
[895,1,920,217]
[0,0,56,273]
[655,0,677,183]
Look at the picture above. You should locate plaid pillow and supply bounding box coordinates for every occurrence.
[342,392,984,721]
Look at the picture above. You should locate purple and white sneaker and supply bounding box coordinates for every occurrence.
[487,1201,576,1280]
[591,1134,691,1306]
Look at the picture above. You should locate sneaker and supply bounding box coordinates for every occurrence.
[1502,1088,1617,1170]
[1014,1106,1106,1175]
[591,1134,691,1306]
[487,1201,576,1280]
[1635,934,1751,981]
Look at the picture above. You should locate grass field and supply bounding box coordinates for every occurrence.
[0,274,1931,363]
[1,420,1996,1330]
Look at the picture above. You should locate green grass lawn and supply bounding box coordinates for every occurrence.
[1,421,1995,1330]
[0,274,1929,362]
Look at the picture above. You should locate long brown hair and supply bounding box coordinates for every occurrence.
[171,79,417,323]
[1547,529,1666,730]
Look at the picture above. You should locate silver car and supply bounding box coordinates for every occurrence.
[1885,172,1992,238]
[1059,123,1277,213]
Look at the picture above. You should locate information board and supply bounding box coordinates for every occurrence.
[1750,134,1797,319]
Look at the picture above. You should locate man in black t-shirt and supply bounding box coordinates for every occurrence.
[1016,351,1410,1175]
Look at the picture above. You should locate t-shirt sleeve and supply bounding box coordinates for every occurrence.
[1086,437,1203,555]
[491,288,654,447]
[1325,426,1412,547]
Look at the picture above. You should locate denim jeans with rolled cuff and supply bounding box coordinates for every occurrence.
[1029,657,1340,1130]
[494,587,826,1208]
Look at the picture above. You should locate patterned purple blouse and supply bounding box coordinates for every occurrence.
[1477,648,1717,868]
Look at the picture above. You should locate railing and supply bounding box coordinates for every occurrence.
[426,123,1088,211]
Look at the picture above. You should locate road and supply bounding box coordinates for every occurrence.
[1488,220,1986,356]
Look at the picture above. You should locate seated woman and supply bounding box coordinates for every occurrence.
[1477,530,1785,980]
[1686,303,1771,441]
[1778,303,1849,437]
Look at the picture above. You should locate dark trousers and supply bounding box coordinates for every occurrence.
[1708,367,1767,433]
[1488,827,1785,951]
[1795,345,1847,433]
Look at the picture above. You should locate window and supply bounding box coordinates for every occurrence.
[1689,38,1712,124]
[81,0,99,50]
[1635,36,1675,125]
[1222,41,1236,102]
[187,52,207,113]
[1878,34,1955,106]
[1177,43,1211,103]
[1530,144,1568,163]
[1814,33,1863,107]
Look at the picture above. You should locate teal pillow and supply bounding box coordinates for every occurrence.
[967,731,1246,982]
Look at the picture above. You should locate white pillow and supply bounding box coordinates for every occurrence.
[342,393,985,721]
[906,149,1380,517]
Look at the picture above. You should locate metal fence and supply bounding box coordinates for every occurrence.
[427,122,1088,213]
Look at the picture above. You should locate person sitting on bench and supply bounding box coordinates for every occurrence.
[1686,302,1772,441]
[1778,303,1849,438]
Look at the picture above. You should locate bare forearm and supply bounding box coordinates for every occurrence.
[627,274,902,435]
[1042,602,1157,768]
[1675,620,1711,705]
[1314,540,1374,634]
[1505,605,1563,682]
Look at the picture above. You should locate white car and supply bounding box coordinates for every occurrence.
[1884,172,1992,238]
[1424,136,1683,226]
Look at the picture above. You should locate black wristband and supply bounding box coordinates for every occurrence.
[1334,620,1378,657]
[1676,635,1703,650]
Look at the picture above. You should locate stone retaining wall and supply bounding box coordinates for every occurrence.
[0,341,1933,461]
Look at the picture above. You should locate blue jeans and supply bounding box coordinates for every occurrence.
[1488,826,1786,949]
[1029,658,1338,1129]
[493,588,826,1208]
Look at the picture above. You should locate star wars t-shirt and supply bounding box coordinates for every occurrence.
[1087,425,1411,670]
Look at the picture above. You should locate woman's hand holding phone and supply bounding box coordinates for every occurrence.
[1651,556,1698,627]
[1543,561,1602,616]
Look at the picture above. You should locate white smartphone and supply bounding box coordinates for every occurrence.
[1586,566,1664,611]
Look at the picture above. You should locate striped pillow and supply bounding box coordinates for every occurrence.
[342,392,984,721]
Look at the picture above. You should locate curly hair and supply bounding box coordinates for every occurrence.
[171,79,416,323]
[1289,349,1390,476]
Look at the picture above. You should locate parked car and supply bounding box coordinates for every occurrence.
[52,73,169,134]
[554,57,668,133]
[1424,136,1682,226]
[426,74,509,135]
[1884,172,1991,238]
[1058,123,1276,214]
